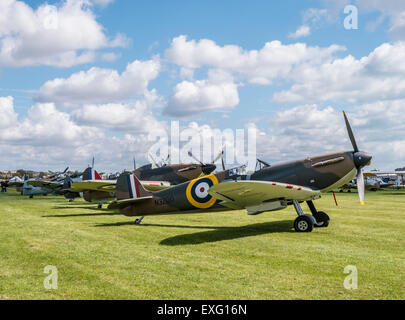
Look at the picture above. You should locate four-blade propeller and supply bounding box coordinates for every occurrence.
[187,148,226,172]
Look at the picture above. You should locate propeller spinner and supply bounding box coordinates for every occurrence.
[187,149,225,173]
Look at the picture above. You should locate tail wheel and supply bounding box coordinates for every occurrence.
[313,211,330,228]
[294,215,314,232]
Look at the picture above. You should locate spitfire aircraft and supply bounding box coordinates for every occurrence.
[109,112,372,232]
[68,167,117,208]
[135,150,221,185]
[26,176,81,200]
[69,152,221,208]
[24,167,82,200]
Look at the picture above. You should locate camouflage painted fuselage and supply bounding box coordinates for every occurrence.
[117,151,364,217]
[134,163,215,185]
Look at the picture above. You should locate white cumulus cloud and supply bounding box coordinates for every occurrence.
[164,70,240,117]
[37,57,161,105]
[0,0,128,67]
[274,42,405,104]
[165,35,345,85]
[288,25,311,39]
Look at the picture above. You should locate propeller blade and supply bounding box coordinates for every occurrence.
[133,156,136,171]
[212,149,225,164]
[148,152,161,168]
[92,157,95,169]
[221,157,226,171]
[343,111,359,153]
[187,150,204,165]
[357,168,365,205]
[63,167,69,174]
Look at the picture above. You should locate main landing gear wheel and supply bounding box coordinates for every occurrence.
[135,216,145,225]
[294,215,314,232]
[313,211,330,228]
[98,203,103,209]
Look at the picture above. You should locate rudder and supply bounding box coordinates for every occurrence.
[82,167,102,181]
[116,173,152,201]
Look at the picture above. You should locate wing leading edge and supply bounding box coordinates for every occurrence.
[69,180,171,193]
[208,180,321,214]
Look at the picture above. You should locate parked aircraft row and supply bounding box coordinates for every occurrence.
[2,112,381,233]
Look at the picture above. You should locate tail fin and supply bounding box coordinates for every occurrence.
[116,173,152,201]
[82,167,102,181]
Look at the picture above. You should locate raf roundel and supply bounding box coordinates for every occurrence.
[186,175,219,209]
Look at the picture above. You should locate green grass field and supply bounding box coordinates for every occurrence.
[0,188,404,300]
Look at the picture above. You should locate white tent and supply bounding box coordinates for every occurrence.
[8,176,23,183]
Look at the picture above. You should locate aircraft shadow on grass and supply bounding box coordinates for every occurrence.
[95,220,294,245]
[43,206,120,218]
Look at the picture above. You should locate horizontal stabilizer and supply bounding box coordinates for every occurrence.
[108,196,153,210]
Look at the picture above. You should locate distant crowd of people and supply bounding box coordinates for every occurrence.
[1,180,9,193]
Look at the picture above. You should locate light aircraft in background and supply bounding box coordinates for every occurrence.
[363,170,405,189]
[339,173,392,192]
[109,112,372,232]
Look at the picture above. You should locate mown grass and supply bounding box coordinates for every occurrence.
[0,188,404,300]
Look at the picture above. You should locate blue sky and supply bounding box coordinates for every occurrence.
[1,0,405,172]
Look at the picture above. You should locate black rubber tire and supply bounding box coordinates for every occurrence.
[313,211,330,228]
[294,215,314,232]
[135,219,141,225]
[98,204,102,209]
[29,195,33,199]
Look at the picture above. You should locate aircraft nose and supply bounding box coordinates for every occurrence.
[202,163,216,175]
[354,151,372,168]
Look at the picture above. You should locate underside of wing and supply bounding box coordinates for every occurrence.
[208,180,321,212]
[27,180,61,189]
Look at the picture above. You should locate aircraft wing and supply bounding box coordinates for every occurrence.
[363,172,376,177]
[27,180,62,189]
[365,171,405,176]
[108,196,153,210]
[69,180,171,193]
[8,181,25,187]
[208,180,320,210]
[69,180,116,193]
